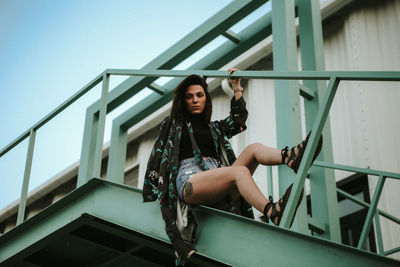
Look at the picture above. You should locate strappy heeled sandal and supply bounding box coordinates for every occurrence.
[281,131,323,174]
[263,184,304,227]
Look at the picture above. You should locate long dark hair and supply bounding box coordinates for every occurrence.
[170,74,212,124]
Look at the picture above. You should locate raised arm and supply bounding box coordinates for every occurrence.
[214,68,248,139]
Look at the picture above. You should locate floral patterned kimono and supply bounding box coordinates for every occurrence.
[142,96,254,265]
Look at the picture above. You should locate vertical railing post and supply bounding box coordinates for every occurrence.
[358,175,386,249]
[280,77,340,229]
[272,0,307,233]
[77,106,99,186]
[267,166,273,198]
[374,213,385,255]
[16,128,36,225]
[92,73,110,178]
[77,73,110,186]
[106,121,127,184]
[298,0,341,242]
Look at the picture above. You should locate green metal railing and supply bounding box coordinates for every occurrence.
[0,0,269,224]
[1,69,400,257]
[0,72,104,225]
[313,161,400,255]
[267,159,400,255]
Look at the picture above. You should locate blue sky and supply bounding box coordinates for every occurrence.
[0,0,237,209]
[0,0,271,210]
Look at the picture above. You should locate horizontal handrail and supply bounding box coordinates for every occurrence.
[336,188,400,225]
[2,70,399,160]
[105,69,400,81]
[0,72,104,158]
[314,161,400,180]
[313,160,400,254]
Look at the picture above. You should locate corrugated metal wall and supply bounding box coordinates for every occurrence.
[323,0,400,257]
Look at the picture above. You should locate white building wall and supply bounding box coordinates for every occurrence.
[246,79,279,217]
[322,0,400,257]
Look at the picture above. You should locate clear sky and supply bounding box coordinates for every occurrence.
[0,0,269,210]
[0,0,236,209]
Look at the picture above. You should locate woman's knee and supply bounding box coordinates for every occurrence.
[230,166,251,184]
[245,142,263,154]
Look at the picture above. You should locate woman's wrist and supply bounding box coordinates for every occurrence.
[233,87,243,93]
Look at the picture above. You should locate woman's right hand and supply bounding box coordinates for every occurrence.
[227,68,242,91]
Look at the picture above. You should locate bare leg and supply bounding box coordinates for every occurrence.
[183,143,290,222]
[232,142,282,175]
[184,166,269,213]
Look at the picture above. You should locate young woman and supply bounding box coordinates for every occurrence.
[142,69,322,265]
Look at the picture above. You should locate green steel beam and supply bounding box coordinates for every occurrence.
[307,216,326,234]
[385,246,400,256]
[314,160,400,179]
[298,0,340,242]
[77,108,100,186]
[148,83,165,95]
[1,178,399,266]
[336,188,400,225]
[358,175,386,249]
[16,128,36,226]
[374,214,385,255]
[92,74,110,178]
[80,216,223,267]
[191,10,273,71]
[280,77,340,228]
[267,166,273,197]
[105,69,400,81]
[221,30,240,43]
[299,83,315,100]
[272,0,307,233]
[106,121,128,184]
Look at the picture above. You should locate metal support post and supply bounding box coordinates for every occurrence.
[374,213,385,255]
[280,77,340,229]
[77,106,99,186]
[77,74,110,186]
[267,166,273,197]
[106,122,127,184]
[298,0,341,242]
[358,175,386,249]
[272,0,307,233]
[16,128,36,225]
[92,74,110,178]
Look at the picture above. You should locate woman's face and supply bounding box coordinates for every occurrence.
[184,84,206,115]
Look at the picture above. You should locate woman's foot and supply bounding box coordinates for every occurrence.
[281,131,323,173]
[263,184,303,227]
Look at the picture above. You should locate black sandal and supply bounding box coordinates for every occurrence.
[281,131,323,174]
[263,184,304,227]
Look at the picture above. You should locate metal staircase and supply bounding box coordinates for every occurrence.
[1,178,398,266]
[1,0,400,266]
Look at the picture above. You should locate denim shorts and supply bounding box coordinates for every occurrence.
[176,157,219,201]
